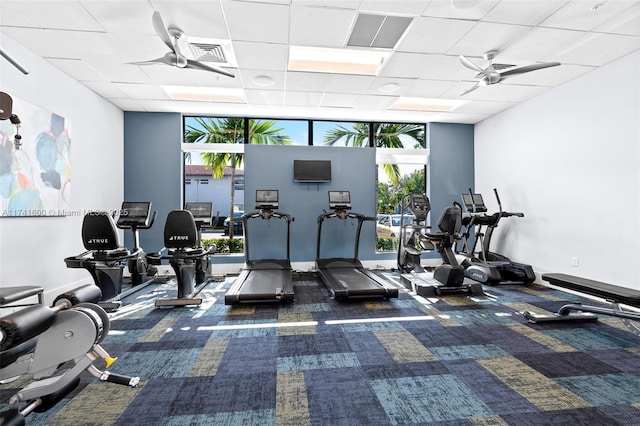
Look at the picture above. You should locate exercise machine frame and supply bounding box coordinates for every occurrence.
[0,285,139,424]
[225,190,295,305]
[316,191,398,300]
[397,194,483,297]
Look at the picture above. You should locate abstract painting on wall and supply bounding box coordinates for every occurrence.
[0,95,71,217]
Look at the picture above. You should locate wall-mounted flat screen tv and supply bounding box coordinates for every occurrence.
[293,160,331,182]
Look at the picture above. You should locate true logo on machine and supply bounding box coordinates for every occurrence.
[169,235,189,241]
[88,238,109,244]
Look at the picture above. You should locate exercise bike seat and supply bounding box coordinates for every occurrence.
[77,213,134,260]
[164,210,203,251]
[424,205,462,244]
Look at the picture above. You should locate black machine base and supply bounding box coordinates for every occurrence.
[434,264,465,286]
[400,272,484,298]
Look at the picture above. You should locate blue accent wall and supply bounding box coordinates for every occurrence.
[427,122,475,250]
[123,112,182,252]
[244,144,377,262]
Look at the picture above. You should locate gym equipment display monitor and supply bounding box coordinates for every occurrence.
[185,202,213,225]
[293,160,331,182]
[119,202,151,225]
[256,190,279,209]
[461,193,487,213]
[329,191,351,210]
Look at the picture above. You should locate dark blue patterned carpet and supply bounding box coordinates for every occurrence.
[3,271,640,425]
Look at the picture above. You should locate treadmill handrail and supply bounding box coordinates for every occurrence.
[316,210,374,261]
[242,210,294,264]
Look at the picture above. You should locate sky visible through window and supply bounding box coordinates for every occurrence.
[184,117,426,182]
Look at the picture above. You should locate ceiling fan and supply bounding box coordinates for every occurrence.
[131,11,234,78]
[459,50,559,95]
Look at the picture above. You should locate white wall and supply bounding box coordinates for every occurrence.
[475,50,640,289]
[0,34,124,302]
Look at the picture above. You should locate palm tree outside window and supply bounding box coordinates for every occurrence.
[184,117,291,239]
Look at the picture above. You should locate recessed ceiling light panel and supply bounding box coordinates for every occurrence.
[162,85,246,103]
[288,46,390,75]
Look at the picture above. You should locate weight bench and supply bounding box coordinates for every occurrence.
[0,286,44,308]
[523,273,640,323]
[0,284,140,424]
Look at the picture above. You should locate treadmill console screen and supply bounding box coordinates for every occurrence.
[256,190,279,210]
[329,191,351,210]
[461,193,487,213]
[185,202,213,226]
[118,202,151,226]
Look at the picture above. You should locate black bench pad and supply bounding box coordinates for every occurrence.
[542,273,640,307]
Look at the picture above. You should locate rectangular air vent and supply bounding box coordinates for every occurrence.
[347,13,413,49]
[188,43,227,63]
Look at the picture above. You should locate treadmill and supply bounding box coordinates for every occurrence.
[225,190,295,305]
[316,191,398,300]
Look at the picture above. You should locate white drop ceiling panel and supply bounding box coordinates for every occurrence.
[424,0,500,20]
[378,52,440,78]
[222,0,289,43]
[46,58,104,82]
[482,0,568,26]
[540,0,638,31]
[397,17,476,54]
[325,74,376,94]
[290,5,356,47]
[447,22,533,56]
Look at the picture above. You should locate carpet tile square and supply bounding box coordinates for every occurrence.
[371,374,493,423]
[431,344,508,360]
[304,368,388,425]
[515,351,621,378]
[555,373,640,406]
[277,352,361,371]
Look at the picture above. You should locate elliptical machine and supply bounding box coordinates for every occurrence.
[458,189,535,284]
[397,193,483,297]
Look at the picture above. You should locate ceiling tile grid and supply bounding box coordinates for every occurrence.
[0,0,638,124]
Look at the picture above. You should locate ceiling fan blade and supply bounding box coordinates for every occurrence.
[129,52,177,66]
[499,62,561,79]
[152,11,175,52]
[460,82,480,96]
[173,42,188,68]
[459,55,484,73]
[185,59,235,78]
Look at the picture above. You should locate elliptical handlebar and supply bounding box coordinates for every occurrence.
[492,188,525,222]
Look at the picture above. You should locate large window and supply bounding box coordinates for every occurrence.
[373,123,427,252]
[183,117,247,243]
[182,115,427,253]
